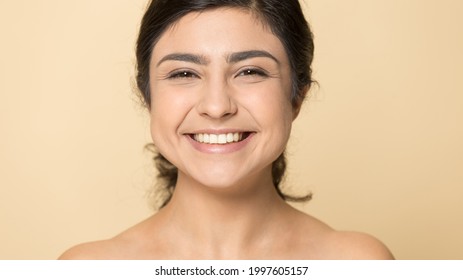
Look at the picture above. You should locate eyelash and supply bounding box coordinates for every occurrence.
[236,68,268,78]
[166,68,268,80]
[167,70,199,79]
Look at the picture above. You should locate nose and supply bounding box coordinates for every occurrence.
[196,79,237,119]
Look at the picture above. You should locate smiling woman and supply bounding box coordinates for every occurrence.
[59,0,393,260]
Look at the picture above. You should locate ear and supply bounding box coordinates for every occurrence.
[292,105,302,121]
[292,86,309,120]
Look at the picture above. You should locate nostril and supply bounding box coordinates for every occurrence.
[196,92,238,119]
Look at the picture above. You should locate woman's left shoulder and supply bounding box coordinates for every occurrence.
[290,211,394,259]
[323,230,395,260]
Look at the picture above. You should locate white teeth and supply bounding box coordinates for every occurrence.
[193,133,243,144]
[218,134,227,144]
[209,134,218,144]
[226,133,234,143]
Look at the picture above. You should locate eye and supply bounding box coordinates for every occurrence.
[236,68,268,78]
[167,70,199,79]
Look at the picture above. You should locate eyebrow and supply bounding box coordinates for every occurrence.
[156,50,279,67]
[227,50,280,65]
[156,53,209,67]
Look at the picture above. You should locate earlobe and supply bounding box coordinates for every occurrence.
[292,106,302,120]
[292,86,309,120]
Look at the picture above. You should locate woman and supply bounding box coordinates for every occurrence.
[60,0,393,259]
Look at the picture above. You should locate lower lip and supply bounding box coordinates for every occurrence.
[185,133,255,154]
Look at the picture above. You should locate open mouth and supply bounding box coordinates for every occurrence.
[189,132,252,145]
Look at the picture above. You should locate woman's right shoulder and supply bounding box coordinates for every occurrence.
[58,239,120,260]
[58,215,163,260]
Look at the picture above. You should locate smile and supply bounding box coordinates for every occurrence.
[191,132,251,144]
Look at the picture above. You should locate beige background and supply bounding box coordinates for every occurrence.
[1,0,462,259]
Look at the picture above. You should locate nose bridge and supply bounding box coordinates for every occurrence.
[197,74,237,119]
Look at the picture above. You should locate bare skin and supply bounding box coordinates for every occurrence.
[59,169,393,260]
[59,9,393,260]
[59,202,393,259]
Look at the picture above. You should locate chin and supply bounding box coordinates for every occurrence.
[194,173,244,190]
[186,164,270,193]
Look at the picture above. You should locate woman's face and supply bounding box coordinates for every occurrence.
[149,8,295,189]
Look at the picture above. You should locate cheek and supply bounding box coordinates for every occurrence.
[149,87,188,144]
[245,85,293,130]
[149,108,168,149]
[269,104,294,144]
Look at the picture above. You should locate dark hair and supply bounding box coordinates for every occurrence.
[136,0,314,208]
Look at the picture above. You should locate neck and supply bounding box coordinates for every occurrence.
[157,167,291,258]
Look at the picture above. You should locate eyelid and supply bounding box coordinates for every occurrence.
[166,69,200,79]
[235,66,269,77]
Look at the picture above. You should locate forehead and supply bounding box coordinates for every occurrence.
[151,8,288,62]
[170,7,271,32]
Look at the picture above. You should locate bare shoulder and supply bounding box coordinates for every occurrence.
[58,238,128,260]
[323,230,394,260]
[59,240,111,260]
[289,211,393,259]
[58,217,158,260]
